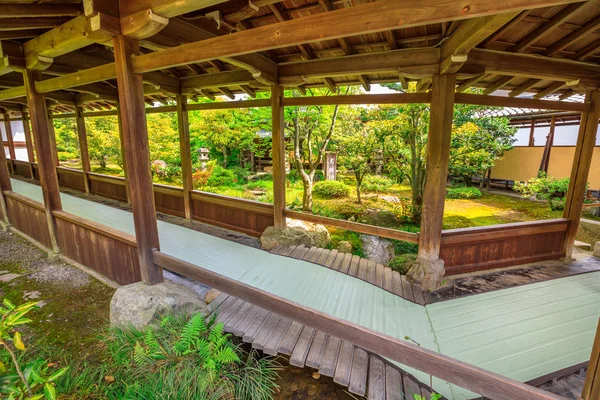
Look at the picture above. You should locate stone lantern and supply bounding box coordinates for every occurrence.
[198,147,210,171]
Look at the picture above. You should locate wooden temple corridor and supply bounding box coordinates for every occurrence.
[5,177,600,399]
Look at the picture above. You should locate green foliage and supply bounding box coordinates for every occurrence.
[362,175,393,193]
[446,187,483,199]
[53,118,79,163]
[549,197,566,211]
[448,119,516,185]
[207,163,237,187]
[329,229,365,258]
[414,393,442,400]
[313,180,350,199]
[103,312,280,399]
[0,299,68,400]
[388,254,417,275]
[85,116,121,170]
[147,113,180,167]
[393,236,419,255]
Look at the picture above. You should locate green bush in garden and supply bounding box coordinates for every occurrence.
[446,187,483,199]
[388,254,417,275]
[313,180,350,199]
[362,175,393,193]
[549,197,566,211]
[207,164,237,187]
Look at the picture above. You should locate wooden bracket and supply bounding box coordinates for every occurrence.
[121,9,168,39]
[251,69,278,86]
[86,12,121,43]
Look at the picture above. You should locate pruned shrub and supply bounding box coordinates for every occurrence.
[362,175,393,193]
[207,164,237,187]
[446,187,482,199]
[313,180,350,199]
[550,197,566,211]
[388,254,417,275]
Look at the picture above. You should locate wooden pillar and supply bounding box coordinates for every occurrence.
[410,74,456,290]
[0,120,11,225]
[538,115,556,174]
[22,111,36,178]
[582,319,600,400]
[3,110,16,162]
[271,85,286,229]
[177,94,193,219]
[116,102,131,204]
[528,120,535,147]
[75,105,91,194]
[563,91,600,257]
[23,69,61,253]
[113,35,163,285]
[46,109,59,167]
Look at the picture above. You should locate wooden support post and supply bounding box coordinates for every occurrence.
[582,319,600,400]
[75,104,91,194]
[176,94,193,219]
[0,121,11,226]
[113,35,163,285]
[46,109,59,167]
[563,90,600,257]
[271,85,286,229]
[116,102,131,204]
[538,115,556,174]
[528,120,536,147]
[23,69,61,253]
[3,110,16,175]
[21,111,36,178]
[409,74,456,291]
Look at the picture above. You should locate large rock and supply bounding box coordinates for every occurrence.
[361,234,395,264]
[578,218,600,253]
[407,257,445,291]
[358,209,403,229]
[110,281,208,329]
[260,219,331,250]
[337,241,352,254]
[594,242,600,258]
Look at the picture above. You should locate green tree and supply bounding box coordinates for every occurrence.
[337,108,379,204]
[286,87,350,212]
[147,112,180,165]
[85,116,121,170]
[53,118,79,162]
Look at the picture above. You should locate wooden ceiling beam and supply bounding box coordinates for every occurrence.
[279,48,440,82]
[358,75,371,92]
[0,30,43,41]
[545,14,600,56]
[0,4,82,18]
[480,10,530,47]
[119,0,229,19]
[219,87,236,100]
[463,48,600,89]
[456,74,486,92]
[240,85,256,98]
[533,81,566,99]
[0,18,69,31]
[482,76,515,95]
[132,0,580,74]
[323,77,336,93]
[455,92,587,112]
[512,3,585,52]
[181,70,255,93]
[508,78,540,97]
[440,12,519,73]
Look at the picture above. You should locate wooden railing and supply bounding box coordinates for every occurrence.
[440,219,569,275]
[3,191,52,249]
[582,319,600,400]
[152,249,565,400]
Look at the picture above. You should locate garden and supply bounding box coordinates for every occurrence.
[51,84,589,272]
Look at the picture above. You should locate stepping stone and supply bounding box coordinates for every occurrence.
[574,240,591,250]
[23,290,41,300]
[0,273,22,283]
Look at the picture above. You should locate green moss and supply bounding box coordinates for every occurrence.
[329,229,365,258]
[388,254,417,275]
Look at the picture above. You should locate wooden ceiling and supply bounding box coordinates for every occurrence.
[1,0,600,117]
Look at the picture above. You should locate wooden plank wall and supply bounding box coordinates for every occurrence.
[440,219,569,275]
[191,191,274,237]
[56,167,87,192]
[154,184,186,217]
[4,191,52,249]
[11,160,32,179]
[53,210,141,285]
[88,173,128,202]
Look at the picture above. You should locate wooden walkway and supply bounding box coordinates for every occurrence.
[270,245,428,305]
[210,292,437,400]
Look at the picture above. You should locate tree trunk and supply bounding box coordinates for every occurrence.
[302,177,313,211]
[356,184,362,204]
[221,147,228,167]
[100,157,107,169]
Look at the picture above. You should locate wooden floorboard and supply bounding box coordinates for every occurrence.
[212,293,434,399]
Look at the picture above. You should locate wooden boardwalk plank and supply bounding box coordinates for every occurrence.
[375,263,385,287]
[349,348,369,396]
[368,356,386,400]
[209,292,230,312]
[334,341,355,387]
[317,248,331,265]
[278,245,297,257]
[232,304,260,336]
[290,326,316,367]
[242,308,271,342]
[336,252,351,272]
[319,336,342,377]
[252,313,281,350]
[270,245,285,255]
[323,249,339,268]
[402,373,423,399]
[278,320,304,355]
[224,301,253,332]
[215,297,243,324]
[391,271,403,297]
[400,275,415,302]
[366,259,377,284]
[348,255,360,276]
[383,267,393,292]
[290,245,309,259]
[357,258,369,281]
[310,247,326,263]
[385,364,403,400]
[305,331,328,369]
[303,246,318,261]
[263,317,292,356]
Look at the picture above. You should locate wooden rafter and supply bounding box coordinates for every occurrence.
[482,76,515,95]
[546,14,600,56]
[533,81,566,99]
[508,78,540,97]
